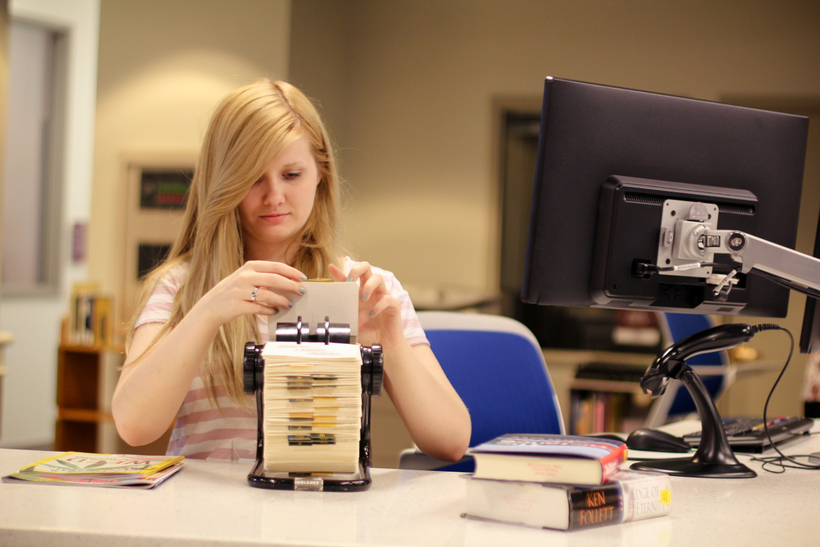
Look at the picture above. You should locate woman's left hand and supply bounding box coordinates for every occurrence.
[330,262,471,462]
[329,262,404,348]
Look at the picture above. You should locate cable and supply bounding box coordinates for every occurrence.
[749,324,820,472]
[655,262,736,274]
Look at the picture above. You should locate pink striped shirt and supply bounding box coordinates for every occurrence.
[135,258,427,460]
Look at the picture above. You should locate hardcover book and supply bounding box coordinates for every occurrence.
[463,469,672,531]
[468,434,628,485]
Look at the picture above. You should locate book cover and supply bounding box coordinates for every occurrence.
[4,461,184,489]
[468,434,627,485]
[463,469,672,531]
[9,452,184,481]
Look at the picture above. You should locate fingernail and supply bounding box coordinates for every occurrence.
[369,311,375,317]
[347,276,353,282]
[288,301,294,308]
[299,287,306,294]
[361,293,367,301]
[300,274,308,281]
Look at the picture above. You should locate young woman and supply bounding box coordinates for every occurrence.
[111,79,471,463]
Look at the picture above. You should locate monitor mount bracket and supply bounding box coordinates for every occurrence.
[657,199,820,300]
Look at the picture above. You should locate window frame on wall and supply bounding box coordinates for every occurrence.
[1,19,67,296]
[121,155,195,325]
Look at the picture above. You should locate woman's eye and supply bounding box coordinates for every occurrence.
[283,171,301,180]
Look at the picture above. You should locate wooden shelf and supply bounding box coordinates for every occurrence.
[570,378,647,394]
[55,344,121,453]
[57,408,113,422]
[59,343,125,354]
[55,343,171,455]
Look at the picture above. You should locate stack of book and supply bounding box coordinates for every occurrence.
[3,452,184,489]
[68,282,114,347]
[463,434,672,531]
[262,341,363,473]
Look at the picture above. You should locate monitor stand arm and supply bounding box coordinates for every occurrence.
[716,229,820,297]
[671,220,820,299]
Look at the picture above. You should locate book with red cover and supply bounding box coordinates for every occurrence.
[468,434,627,485]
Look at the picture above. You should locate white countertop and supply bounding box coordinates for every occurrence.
[1,423,819,546]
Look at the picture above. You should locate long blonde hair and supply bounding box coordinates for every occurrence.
[127,80,345,407]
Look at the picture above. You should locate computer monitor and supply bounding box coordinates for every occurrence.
[520,77,815,478]
[521,77,809,319]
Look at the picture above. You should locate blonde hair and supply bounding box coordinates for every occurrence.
[127,80,345,407]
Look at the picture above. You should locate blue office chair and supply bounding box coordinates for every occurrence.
[398,311,565,472]
[644,312,735,427]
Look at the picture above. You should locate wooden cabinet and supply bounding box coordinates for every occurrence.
[55,344,122,452]
[55,344,171,455]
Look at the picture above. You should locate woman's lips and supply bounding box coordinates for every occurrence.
[261,212,288,223]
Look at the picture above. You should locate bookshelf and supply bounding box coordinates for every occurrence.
[569,382,652,435]
[55,343,123,453]
[55,327,172,455]
[542,349,657,435]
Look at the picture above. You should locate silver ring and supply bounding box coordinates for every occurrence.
[251,287,259,303]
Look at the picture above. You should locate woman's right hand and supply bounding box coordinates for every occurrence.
[193,260,308,328]
[113,260,307,446]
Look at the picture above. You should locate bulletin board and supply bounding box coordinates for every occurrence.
[121,155,196,325]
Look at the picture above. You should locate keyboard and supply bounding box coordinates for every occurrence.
[683,416,815,453]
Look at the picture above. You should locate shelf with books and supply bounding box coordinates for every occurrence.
[67,282,115,348]
[569,388,652,436]
[540,350,657,436]
[566,360,656,435]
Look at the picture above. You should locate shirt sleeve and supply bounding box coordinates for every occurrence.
[134,263,188,329]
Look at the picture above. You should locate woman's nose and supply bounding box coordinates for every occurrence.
[261,178,284,205]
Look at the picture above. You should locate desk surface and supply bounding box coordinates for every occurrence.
[1,422,819,547]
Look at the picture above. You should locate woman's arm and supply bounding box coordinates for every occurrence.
[112,261,307,446]
[329,263,471,462]
[381,340,471,462]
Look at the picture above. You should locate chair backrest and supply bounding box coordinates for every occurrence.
[656,312,730,419]
[418,311,565,448]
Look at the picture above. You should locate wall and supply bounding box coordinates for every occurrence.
[1,0,292,448]
[91,0,292,326]
[289,0,820,417]
[0,0,99,448]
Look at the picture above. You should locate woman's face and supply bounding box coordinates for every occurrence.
[238,134,320,262]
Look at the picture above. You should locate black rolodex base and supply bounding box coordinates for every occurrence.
[247,460,372,492]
